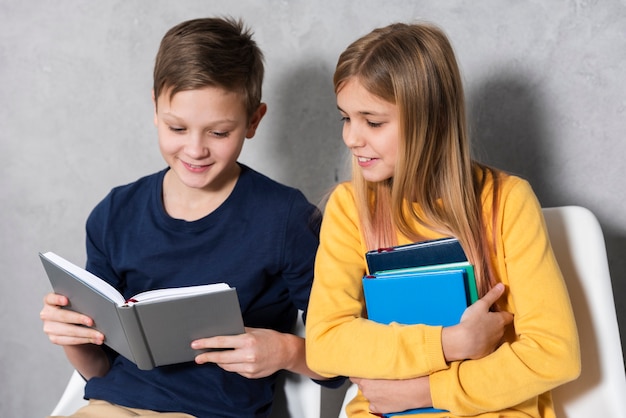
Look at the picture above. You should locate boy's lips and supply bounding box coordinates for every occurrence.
[182,160,212,171]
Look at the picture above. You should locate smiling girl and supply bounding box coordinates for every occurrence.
[306,22,580,418]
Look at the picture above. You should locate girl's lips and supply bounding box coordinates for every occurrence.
[356,156,378,167]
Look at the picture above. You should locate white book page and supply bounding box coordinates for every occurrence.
[129,283,230,304]
[42,252,125,306]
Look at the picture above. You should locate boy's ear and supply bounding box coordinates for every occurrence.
[151,90,158,126]
[245,103,268,138]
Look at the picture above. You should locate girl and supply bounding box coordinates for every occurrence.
[305,22,580,417]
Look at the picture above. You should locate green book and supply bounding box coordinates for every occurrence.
[373,261,478,304]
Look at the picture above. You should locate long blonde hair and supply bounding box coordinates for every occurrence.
[334,22,500,296]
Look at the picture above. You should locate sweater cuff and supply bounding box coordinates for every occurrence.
[429,361,459,411]
[421,325,448,373]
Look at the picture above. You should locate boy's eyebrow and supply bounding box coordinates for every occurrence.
[161,112,239,124]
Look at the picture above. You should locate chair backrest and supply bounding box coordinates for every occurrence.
[269,309,322,418]
[50,369,88,416]
[543,206,626,417]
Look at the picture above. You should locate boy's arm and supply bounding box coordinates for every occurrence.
[192,327,326,380]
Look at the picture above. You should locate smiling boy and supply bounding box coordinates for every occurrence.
[41,17,329,417]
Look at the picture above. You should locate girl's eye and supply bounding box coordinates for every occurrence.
[367,121,383,128]
[340,116,350,123]
[169,126,186,133]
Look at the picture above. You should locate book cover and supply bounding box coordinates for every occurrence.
[365,237,466,275]
[39,251,245,370]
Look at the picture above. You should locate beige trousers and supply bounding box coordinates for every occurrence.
[49,399,196,418]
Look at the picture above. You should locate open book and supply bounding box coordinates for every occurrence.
[40,251,245,370]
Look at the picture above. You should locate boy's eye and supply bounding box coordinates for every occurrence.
[210,131,230,138]
[169,126,186,133]
[340,116,350,123]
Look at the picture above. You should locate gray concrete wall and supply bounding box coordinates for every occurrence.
[1,1,624,416]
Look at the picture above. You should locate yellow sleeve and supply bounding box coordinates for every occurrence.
[306,183,449,379]
[429,178,581,414]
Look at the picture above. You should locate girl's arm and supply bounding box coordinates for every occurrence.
[343,284,512,415]
[428,179,581,414]
[306,184,510,379]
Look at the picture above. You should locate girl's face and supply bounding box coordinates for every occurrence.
[154,86,265,195]
[336,78,400,183]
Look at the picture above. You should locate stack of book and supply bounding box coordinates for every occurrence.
[362,237,477,416]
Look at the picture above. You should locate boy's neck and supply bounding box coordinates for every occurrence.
[161,165,241,221]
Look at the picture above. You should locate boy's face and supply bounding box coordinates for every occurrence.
[154,87,266,194]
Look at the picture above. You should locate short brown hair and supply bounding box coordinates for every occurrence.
[153,17,264,118]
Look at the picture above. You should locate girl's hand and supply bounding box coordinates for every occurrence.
[40,292,104,346]
[442,283,513,361]
[192,327,297,379]
[351,376,432,414]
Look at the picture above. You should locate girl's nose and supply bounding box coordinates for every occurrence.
[342,124,364,149]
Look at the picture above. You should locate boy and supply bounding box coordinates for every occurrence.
[41,17,330,417]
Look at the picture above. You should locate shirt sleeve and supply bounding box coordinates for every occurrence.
[282,190,347,388]
[429,178,581,414]
[306,184,449,379]
[85,191,123,291]
[280,190,322,315]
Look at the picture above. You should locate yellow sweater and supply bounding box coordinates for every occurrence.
[306,174,580,417]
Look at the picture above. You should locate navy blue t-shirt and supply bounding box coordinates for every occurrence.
[83,164,322,417]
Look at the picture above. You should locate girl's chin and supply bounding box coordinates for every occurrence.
[360,171,393,183]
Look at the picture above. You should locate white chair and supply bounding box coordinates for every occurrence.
[50,370,88,416]
[338,206,626,417]
[51,311,323,417]
[544,206,626,417]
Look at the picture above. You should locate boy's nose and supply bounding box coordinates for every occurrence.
[185,134,210,159]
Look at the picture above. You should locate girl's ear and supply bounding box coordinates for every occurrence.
[245,103,268,138]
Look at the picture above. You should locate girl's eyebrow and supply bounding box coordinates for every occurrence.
[337,105,383,117]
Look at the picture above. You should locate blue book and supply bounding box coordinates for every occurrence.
[363,268,476,328]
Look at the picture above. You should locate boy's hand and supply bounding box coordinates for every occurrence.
[40,292,105,346]
[442,283,514,361]
[192,327,295,379]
